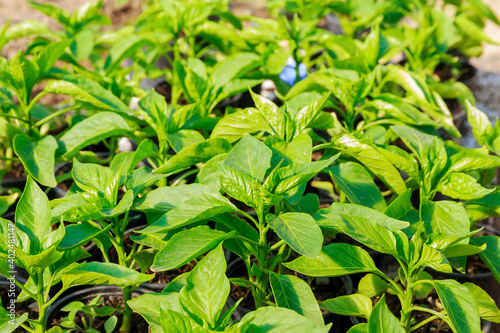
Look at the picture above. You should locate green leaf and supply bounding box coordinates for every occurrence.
[13,134,57,187]
[368,295,404,333]
[219,164,279,210]
[0,193,18,216]
[320,294,372,319]
[391,125,447,193]
[384,189,420,237]
[285,243,380,277]
[15,177,51,253]
[72,30,94,60]
[104,316,117,333]
[159,307,205,333]
[434,280,482,333]
[61,262,153,289]
[464,283,500,323]
[124,167,166,196]
[155,138,231,174]
[71,158,116,201]
[270,273,324,326]
[44,74,133,114]
[105,35,152,75]
[448,150,500,173]
[57,112,132,157]
[358,274,389,298]
[179,244,229,328]
[36,39,72,77]
[465,101,493,146]
[211,107,272,143]
[437,172,494,200]
[316,203,409,232]
[237,306,331,332]
[471,236,500,284]
[413,271,434,299]
[27,1,70,27]
[223,134,272,182]
[133,184,214,213]
[250,90,286,139]
[335,134,406,195]
[57,222,104,250]
[347,324,368,333]
[0,311,28,333]
[294,93,330,135]
[0,118,22,139]
[167,130,205,154]
[6,19,54,40]
[327,162,386,211]
[141,192,240,233]
[211,53,261,89]
[265,133,312,169]
[152,226,234,271]
[129,292,182,331]
[335,214,408,261]
[267,213,322,258]
[275,156,338,196]
[421,199,470,238]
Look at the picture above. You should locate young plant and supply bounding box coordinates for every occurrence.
[130,244,331,332]
[0,177,148,333]
[59,296,117,333]
[212,89,333,144]
[50,152,159,333]
[0,41,70,186]
[140,133,336,312]
[285,201,499,332]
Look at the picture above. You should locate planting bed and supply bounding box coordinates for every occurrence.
[1,0,500,332]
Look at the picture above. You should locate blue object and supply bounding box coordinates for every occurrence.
[279,57,307,86]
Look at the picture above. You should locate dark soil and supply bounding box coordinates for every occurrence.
[3,163,25,180]
[50,293,149,333]
[146,261,195,287]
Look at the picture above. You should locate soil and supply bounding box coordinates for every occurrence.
[146,261,195,287]
[50,293,149,333]
[3,163,25,180]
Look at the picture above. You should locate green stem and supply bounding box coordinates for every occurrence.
[20,323,35,333]
[171,169,199,186]
[35,272,47,333]
[0,156,20,162]
[119,287,134,333]
[229,278,260,289]
[408,306,451,326]
[35,105,80,127]
[409,315,439,332]
[254,207,269,308]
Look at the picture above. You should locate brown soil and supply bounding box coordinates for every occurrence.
[50,293,149,333]
[3,163,25,180]
[146,261,195,286]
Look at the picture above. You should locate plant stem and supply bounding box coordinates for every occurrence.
[254,207,269,308]
[35,272,47,333]
[119,287,133,333]
[35,106,80,127]
[409,315,439,332]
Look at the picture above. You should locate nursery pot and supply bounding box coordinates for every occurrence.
[225,258,354,331]
[46,285,152,332]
